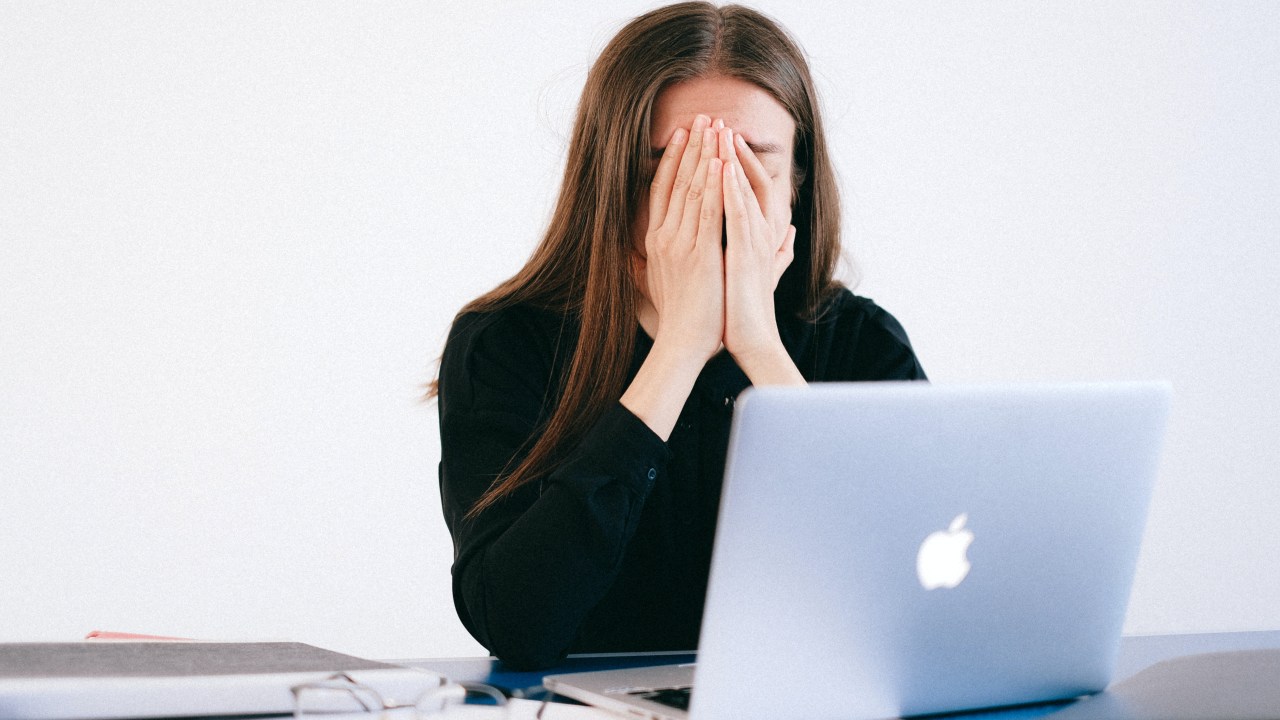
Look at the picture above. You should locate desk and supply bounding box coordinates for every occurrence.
[398,630,1280,715]
[1110,629,1280,679]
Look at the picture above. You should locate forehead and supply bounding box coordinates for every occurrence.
[650,75,796,152]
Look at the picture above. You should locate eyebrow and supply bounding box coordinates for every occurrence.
[650,140,786,158]
[744,140,784,155]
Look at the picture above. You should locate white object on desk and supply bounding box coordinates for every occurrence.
[0,642,448,720]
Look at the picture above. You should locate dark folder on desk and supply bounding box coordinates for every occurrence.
[0,641,443,719]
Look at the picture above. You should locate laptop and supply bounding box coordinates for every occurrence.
[544,382,1170,720]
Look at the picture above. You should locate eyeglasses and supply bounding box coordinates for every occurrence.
[291,671,508,718]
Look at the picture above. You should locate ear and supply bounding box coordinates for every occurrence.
[791,131,808,207]
[629,251,651,301]
[791,164,806,207]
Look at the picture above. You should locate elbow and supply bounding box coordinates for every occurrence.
[488,639,571,672]
[476,600,576,670]
[471,607,573,670]
[454,570,576,672]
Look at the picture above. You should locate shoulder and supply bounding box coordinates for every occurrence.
[445,302,570,357]
[819,289,915,347]
[796,287,927,381]
[440,302,578,412]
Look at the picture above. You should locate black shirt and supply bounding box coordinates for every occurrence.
[437,289,926,670]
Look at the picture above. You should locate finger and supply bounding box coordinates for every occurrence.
[734,133,773,204]
[735,134,793,245]
[697,158,725,251]
[663,114,712,229]
[735,160,767,224]
[723,153,751,245]
[676,130,717,247]
[647,126,689,222]
[718,126,735,164]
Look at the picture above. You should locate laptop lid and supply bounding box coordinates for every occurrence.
[546,382,1169,720]
[689,381,1169,720]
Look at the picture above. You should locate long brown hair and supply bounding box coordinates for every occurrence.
[443,2,844,518]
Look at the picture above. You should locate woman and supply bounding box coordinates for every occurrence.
[435,2,925,670]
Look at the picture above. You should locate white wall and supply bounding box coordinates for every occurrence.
[2,1,1277,660]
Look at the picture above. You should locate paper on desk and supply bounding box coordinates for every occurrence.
[341,698,619,719]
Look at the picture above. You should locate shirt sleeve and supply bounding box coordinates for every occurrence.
[437,309,672,670]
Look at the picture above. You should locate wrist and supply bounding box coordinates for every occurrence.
[648,333,715,380]
[731,341,806,387]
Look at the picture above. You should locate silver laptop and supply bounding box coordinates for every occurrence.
[544,382,1170,720]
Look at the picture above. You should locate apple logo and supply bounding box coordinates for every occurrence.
[916,513,974,590]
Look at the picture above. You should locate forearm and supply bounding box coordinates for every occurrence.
[620,335,707,441]
[445,403,669,670]
[455,479,648,669]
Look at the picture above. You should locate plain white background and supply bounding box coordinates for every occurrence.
[2,1,1277,660]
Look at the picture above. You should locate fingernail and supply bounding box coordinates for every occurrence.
[672,127,687,144]
[693,114,710,130]
[713,118,724,130]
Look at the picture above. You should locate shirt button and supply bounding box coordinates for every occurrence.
[647,468,658,481]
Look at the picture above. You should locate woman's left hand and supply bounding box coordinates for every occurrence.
[718,127,797,372]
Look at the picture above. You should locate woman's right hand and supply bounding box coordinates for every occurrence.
[640,114,726,364]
